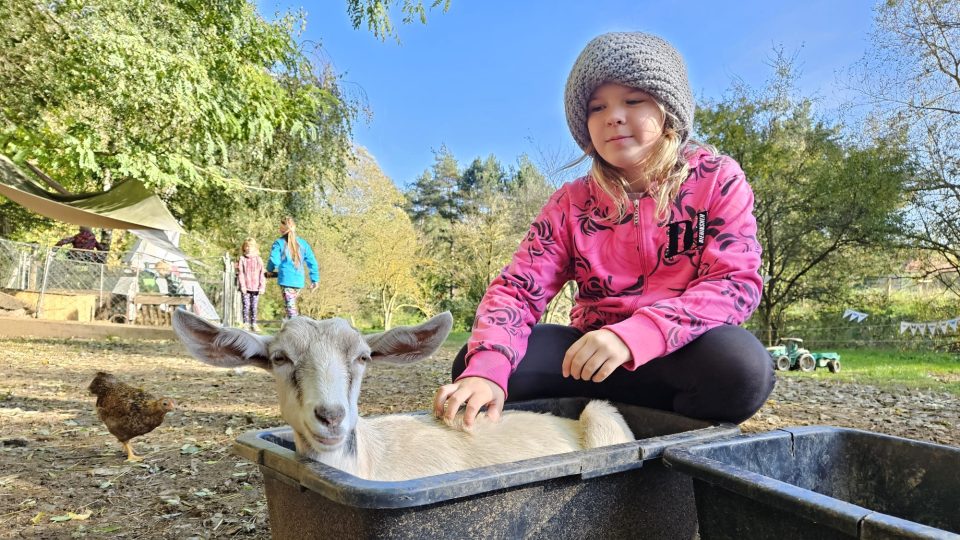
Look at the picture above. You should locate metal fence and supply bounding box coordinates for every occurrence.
[0,237,236,326]
[858,274,958,294]
[753,319,960,352]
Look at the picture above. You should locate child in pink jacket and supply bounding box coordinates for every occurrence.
[435,31,773,426]
[237,237,266,332]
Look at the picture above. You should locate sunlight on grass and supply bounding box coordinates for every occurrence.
[779,348,960,396]
[441,334,960,397]
[443,331,470,352]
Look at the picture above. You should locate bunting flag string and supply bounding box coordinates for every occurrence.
[848,308,960,335]
[842,309,869,323]
[896,317,960,335]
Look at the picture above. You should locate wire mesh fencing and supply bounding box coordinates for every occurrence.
[752,320,960,353]
[0,237,234,326]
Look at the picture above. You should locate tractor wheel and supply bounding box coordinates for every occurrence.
[828,359,841,373]
[798,354,816,372]
[775,356,791,371]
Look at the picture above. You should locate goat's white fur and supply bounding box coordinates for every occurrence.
[173,310,634,481]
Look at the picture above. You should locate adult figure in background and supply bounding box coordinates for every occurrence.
[54,226,107,262]
[267,216,319,319]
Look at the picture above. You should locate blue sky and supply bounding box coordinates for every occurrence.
[257,1,878,187]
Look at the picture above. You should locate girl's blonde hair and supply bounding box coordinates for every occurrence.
[241,237,258,255]
[570,104,713,222]
[280,216,302,269]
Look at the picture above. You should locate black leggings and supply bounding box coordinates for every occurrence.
[452,324,775,424]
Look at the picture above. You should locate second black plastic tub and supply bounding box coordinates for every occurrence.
[663,426,960,539]
[233,398,739,539]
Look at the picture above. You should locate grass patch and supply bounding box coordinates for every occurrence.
[438,338,960,396]
[443,331,470,352]
[778,348,960,396]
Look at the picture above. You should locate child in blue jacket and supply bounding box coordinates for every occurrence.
[267,216,319,318]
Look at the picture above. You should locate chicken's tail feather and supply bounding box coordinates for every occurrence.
[88,371,116,396]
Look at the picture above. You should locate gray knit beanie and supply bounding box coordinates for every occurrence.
[564,32,694,151]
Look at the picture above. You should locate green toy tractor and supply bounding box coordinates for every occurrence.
[766,338,841,373]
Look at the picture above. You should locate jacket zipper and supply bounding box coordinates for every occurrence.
[633,198,647,291]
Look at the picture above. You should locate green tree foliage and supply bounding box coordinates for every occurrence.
[697,54,913,344]
[0,0,461,329]
[405,149,553,327]
[459,154,505,214]
[403,146,460,319]
[448,195,516,317]
[777,286,958,351]
[309,147,421,329]
[407,145,461,222]
[852,0,960,295]
[0,0,355,240]
[241,147,420,326]
[505,155,554,227]
[346,0,451,41]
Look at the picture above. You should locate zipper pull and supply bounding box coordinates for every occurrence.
[633,203,640,226]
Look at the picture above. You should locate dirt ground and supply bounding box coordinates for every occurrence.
[0,335,957,539]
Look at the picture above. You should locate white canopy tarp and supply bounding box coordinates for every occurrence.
[118,230,220,320]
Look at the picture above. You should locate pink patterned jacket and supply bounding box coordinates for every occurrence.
[237,254,266,294]
[458,148,763,395]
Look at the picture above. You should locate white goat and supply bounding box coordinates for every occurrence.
[172,310,634,481]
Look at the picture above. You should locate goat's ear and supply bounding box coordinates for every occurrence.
[172,309,273,371]
[365,311,453,364]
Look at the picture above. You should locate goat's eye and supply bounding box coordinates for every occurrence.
[356,354,371,364]
[271,353,292,366]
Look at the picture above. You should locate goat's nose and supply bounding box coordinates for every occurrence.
[314,405,345,427]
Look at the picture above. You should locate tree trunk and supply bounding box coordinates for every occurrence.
[766,312,773,347]
[99,168,114,255]
[757,306,774,346]
[381,287,396,330]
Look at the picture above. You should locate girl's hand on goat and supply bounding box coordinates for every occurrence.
[562,329,632,382]
[433,377,505,429]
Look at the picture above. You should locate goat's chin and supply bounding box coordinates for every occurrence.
[304,428,345,451]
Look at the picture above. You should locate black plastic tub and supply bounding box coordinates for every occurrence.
[233,398,739,539]
[663,426,960,539]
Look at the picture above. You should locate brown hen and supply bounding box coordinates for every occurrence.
[88,371,176,461]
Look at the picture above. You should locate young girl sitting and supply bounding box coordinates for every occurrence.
[434,31,774,427]
[237,237,266,332]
